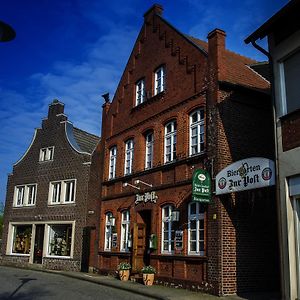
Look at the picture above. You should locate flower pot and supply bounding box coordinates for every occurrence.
[143,273,155,286]
[119,269,130,281]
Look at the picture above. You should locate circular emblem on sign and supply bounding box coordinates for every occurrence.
[262,167,272,181]
[198,174,206,181]
[218,177,227,190]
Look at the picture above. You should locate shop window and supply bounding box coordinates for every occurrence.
[14,184,37,207]
[39,146,54,162]
[280,50,300,115]
[136,78,146,106]
[109,146,117,180]
[188,202,205,255]
[104,212,114,251]
[48,224,72,257]
[189,109,205,156]
[161,205,175,254]
[120,210,130,252]
[12,225,32,254]
[145,131,154,169]
[124,139,134,176]
[154,65,165,95]
[164,121,177,163]
[49,179,76,205]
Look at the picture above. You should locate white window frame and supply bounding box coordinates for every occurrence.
[9,224,33,256]
[164,121,177,163]
[124,139,134,175]
[161,205,174,254]
[189,109,205,156]
[154,66,165,95]
[120,210,130,252]
[109,146,117,180]
[39,146,54,162]
[136,78,146,106]
[145,132,154,169]
[13,184,37,207]
[48,179,76,205]
[188,202,205,255]
[104,212,113,251]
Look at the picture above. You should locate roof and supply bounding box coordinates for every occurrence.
[188,36,270,91]
[72,127,100,154]
[245,0,300,43]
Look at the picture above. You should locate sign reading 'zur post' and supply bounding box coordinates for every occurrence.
[216,157,275,195]
[192,169,212,203]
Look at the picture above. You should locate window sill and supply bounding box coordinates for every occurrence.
[131,91,165,112]
[9,253,30,257]
[48,202,76,206]
[151,254,207,261]
[45,255,72,260]
[13,205,36,209]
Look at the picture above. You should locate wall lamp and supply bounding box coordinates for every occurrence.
[134,179,153,187]
[123,182,140,190]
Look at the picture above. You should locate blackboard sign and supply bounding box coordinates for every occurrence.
[175,230,183,250]
[112,233,118,248]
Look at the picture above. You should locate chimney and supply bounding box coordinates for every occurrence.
[207,28,226,82]
[48,99,65,119]
[144,4,163,22]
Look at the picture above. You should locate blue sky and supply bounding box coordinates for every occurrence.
[0,0,287,203]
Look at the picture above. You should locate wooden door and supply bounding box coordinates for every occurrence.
[132,223,146,272]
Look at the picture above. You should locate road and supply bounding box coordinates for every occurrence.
[0,266,153,300]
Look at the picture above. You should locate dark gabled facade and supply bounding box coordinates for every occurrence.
[92,4,279,296]
[1,100,99,271]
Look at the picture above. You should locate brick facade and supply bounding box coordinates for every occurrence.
[94,5,279,296]
[2,100,99,272]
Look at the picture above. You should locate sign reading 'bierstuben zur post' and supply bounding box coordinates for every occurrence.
[192,169,212,203]
[215,157,275,195]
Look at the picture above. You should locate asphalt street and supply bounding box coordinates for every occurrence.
[0,266,153,300]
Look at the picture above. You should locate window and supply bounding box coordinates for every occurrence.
[188,202,205,255]
[109,146,117,180]
[120,210,130,252]
[161,205,174,253]
[145,132,154,169]
[14,184,37,207]
[136,78,146,105]
[164,121,177,163]
[281,50,300,114]
[104,212,114,251]
[124,139,134,175]
[49,179,76,205]
[39,146,54,161]
[190,109,205,155]
[48,224,72,257]
[154,66,165,95]
[12,225,32,254]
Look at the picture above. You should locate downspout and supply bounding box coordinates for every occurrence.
[250,38,284,300]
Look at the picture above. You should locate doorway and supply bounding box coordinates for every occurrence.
[33,225,45,264]
[132,210,152,272]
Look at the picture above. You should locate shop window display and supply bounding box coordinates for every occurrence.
[12,225,32,254]
[48,224,72,257]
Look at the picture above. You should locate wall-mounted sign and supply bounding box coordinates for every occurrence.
[135,191,158,205]
[175,230,183,250]
[216,157,275,195]
[192,169,212,203]
[112,233,118,248]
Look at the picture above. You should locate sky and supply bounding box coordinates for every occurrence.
[0,0,287,204]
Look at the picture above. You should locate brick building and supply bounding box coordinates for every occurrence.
[246,1,300,299]
[1,100,99,271]
[91,4,280,296]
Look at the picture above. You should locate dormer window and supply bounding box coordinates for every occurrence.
[154,66,165,95]
[136,78,145,106]
[39,146,54,162]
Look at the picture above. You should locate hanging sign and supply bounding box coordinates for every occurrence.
[192,169,212,203]
[216,157,275,195]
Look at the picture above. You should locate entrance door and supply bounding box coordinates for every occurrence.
[33,225,45,264]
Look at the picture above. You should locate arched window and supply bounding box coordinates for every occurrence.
[145,131,154,169]
[188,202,205,255]
[124,139,134,175]
[120,210,130,252]
[154,65,165,95]
[164,121,177,163]
[104,212,114,251]
[189,109,205,156]
[161,205,175,253]
[109,146,117,179]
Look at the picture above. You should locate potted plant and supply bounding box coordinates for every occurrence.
[117,262,131,281]
[141,265,156,286]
